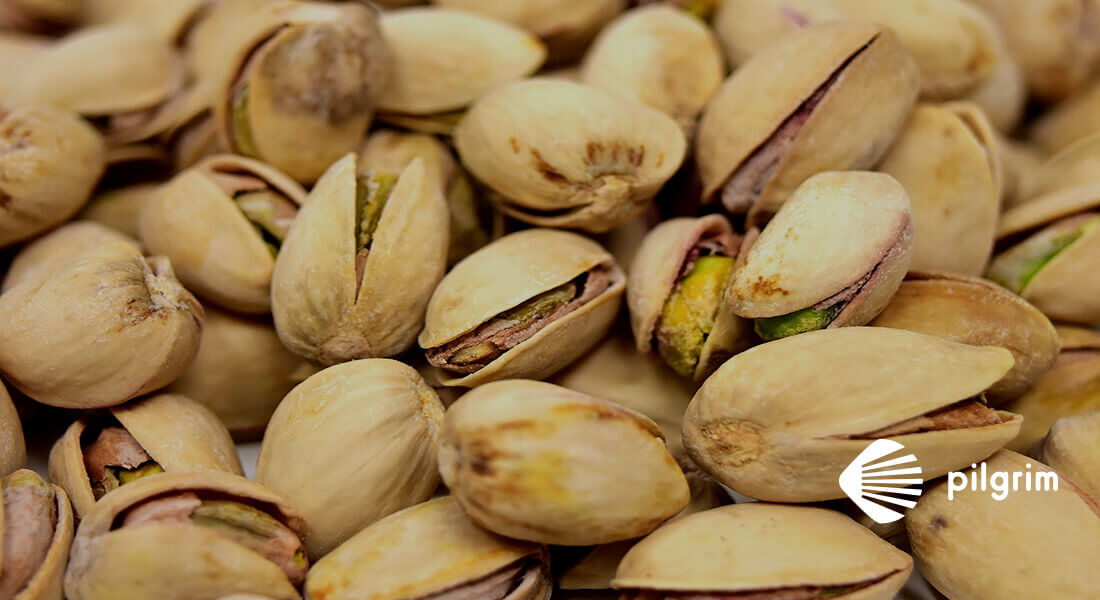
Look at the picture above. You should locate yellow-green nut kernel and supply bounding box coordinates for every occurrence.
[697,22,918,225]
[454,79,687,233]
[0,107,106,248]
[438,380,689,546]
[1035,413,1100,502]
[0,241,203,409]
[420,229,625,387]
[726,172,913,341]
[612,504,912,600]
[0,380,25,479]
[256,359,445,559]
[908,450,1100,599]
[272,153,449,365]
[0,469,75,600]
[305,496,551,600]
[683,327,1022,503]
[1,221,138,293]
[48,393,243,519]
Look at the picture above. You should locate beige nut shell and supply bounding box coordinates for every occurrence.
[2,222,138,293]
[0,381,26,479]
[0,471,75,600]
[1036,413,1100,502]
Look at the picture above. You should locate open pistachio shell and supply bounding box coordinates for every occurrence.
[0,381,25,478]
[1031,79,1100,155]
[684,327,1021,502]
[0,241,203,409]
[419,229,625,387]
[579,5,725,136]
[613,504,912,600]
[454,79,686,233]
[256,359,445,559]
[64,471,307,600]
[908,450,1100,599]
[439,380,689,545]
[1036,413,1100,501]
[305,496,551,600]
[76,184,160,243]
[0,470,74,600]
[48,393,244,519]
[697,22,918,224]
[726,172,912,340]
[272,153,448,365]
[2,222,138,293]
[1029,132,1100,199]
[0,107,106,248]
[872,272,1059,405]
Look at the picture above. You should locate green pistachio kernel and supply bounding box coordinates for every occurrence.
[655,255,734,376]
[230,85,259,158]
[502,281,576,326]
[986,215,1100,294]
[355,172,399,252]
[236,190,293,256]
[115,462,165,485]
[191,500,306,568]
[754,303,844,342]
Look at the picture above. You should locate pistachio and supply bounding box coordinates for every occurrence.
[0,0,81,33]
[82,0,215,46]
[684,327,1022,502]
[908,450,1100,599]
[1028,132,1100,199]
[1,221,138,293]
[963,28,1028,133]
[0,469,74,600]
[726,172,913,341]
[0,32,49,98]
[999,136,1046,208]
[1031,79,1100,156]
[454,79,687,233]
[76,184,159,241]
[1035,413,1100,501]
[697,22,918,224]
[612,503,912,600]
[0,381,24,478]
[439,380,689,545]
[272,153,449,365]
[420,229,625,387]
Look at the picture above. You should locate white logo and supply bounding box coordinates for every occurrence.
[839,439,923,524]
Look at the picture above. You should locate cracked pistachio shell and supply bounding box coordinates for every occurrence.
[140,155,306,314]
[726,172,913,328]
[908,450,1100,599]
[1031,79,1100,155]
[1029,132,1100,198]
[305,496,550,600]
[377,8,546,116]
[0,107,106,248]
[878,104,999,276]
[2,222,137,293]
[76,184,160,241]
[166,306,317,441]
[872,272,1059,405]
[0,381,25,477]
[454,79,686,233]
[0,470,74,600]
[256,359,445,559]
[64,471,306,600]
[48,393,244,519]
[579,5,724,135]
[419,229,624,387]
[613,504,912,599]
[697,22,918,224]
[272,154,448,365]
[683,327,1021,502]
[0,242,203,409]
[438,380,690,545]
[1036,413,1100,501]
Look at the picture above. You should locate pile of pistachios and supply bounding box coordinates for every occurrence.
[1,1,1099,599]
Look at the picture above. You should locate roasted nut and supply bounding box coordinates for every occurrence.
[1028,132,1100,199]
[1,221,137,293]
[963,28,1028,133]
[256,359,445,559]
[420,229,625,387]
[0,469,74,600]
[1031,80,1100,156]
[76,185,154,244]
[0,0,81,33]
[684,327,1022,502]
[48,393,244,519]
[272,153,449,364]
[438,380,689,545]
[999,136,1046,208]
[0,241,203,409]
[1035,413,1100,501]
[697,22,919,224]
[82,0,215,45]
[726,172,912,341]
[0,381,25,478]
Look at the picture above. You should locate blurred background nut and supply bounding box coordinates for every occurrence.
[76,183,161,241]
[82,0,217,46]
[0,469,74,600]
[256,359,445,559]
[963,27,1028,133]
[1,222,138,293]
[1034,413,1100,501]
[1027,132,1100,199]
[0,381,25,478]
[438,380,689,546]
[1031,79,1100,156]
[0,0,81,34]
[48,393,244,519]
[0,241,203,409]
[998,137,1046,209]
[305,496,551,600]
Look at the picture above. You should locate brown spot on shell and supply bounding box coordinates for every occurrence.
[583,141,646,169]
[750,274,790,297]
[510,137,520,154]
[695,418,764,468]
[0,188,10,209]
[530,149,569,184]
[930,515,948,531]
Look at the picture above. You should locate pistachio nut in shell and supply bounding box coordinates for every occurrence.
[2,221,138,293]
[256,359,445,559]
[439,380,689,545]
[0,32,49,98]
[272,154,448,365]
[877,104,999,276]
[1035,413,1100,501]
[963,28,1027,133]
[48,393,243,519]
[0,469,74,600]
[579,5,725,135]
[454,79,686,233]
[871,272,1059,405]
[908,450,1100,599]
[697,22,918,224]
[0,381,25,478]
[0,107,106,248]
[684,327,1021,502]
[1028,132,1100,199]
[612,503,912,600]
[628,215,754,379]
[76,183,160,242]
[1030,78,1100,155]
[64,471,308,600]
[986,181,1100,324]
[0,241,203,409]
[83,0,215,45]
[711,0,845,67]
[305,496,550,600]
[998,137,1045,209]
[420,229,624,387]
[0,0,81,33]
[726,172,912,341]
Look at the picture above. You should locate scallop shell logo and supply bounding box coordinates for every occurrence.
[839,439,923,524]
